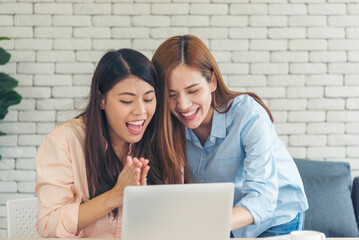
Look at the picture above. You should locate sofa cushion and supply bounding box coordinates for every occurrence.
[294,159,359,237]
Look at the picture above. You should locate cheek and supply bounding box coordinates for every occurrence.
[169,99,177,113]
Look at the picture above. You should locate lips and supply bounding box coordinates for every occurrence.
[180,108,199,120]
[126,120,145,134]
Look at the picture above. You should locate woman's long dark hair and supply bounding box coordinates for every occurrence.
[78,49,177,217]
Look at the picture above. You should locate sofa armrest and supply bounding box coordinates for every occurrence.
[351,176,359,231]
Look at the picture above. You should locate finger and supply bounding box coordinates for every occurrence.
[125,156,133,167]
[133,157,143,168]
[140,166,150,185]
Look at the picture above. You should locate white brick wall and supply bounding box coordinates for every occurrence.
[1,1,359,237]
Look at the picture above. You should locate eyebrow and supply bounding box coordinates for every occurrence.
[169,83,200,92]
[118,90,155,96]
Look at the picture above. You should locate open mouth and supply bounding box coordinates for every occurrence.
[126,120,145,134]
[180,108,199,120]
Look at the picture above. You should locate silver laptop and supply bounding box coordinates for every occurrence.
[121,182,234,240]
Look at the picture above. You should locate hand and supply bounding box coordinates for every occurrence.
[138,157,150,185]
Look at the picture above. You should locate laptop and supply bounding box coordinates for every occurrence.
[121,182,234,240]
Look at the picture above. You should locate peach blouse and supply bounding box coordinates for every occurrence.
[35,118,122,238]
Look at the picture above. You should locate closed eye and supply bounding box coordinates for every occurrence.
[189,89,199,94]
[144,97,154,102]
[120,100,132,104]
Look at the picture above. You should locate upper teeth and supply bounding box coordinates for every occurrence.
[128,120,144,125]
[182,109,197,117]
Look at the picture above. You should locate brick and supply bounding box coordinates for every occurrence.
[56,110,81,122]
[17,182,36,193]
[53,86,90,98]
[133,39,164,50]
[275,123,306,134]
[310,51,347,62]
[18,135,44,147]
[348,147,359,158]
[0,27,33,38]
[251,63,288,74]
[0,16,13,26]
[212,51,231,62]
[287,148,306,159]
[9,99,35,110]
[269,28,306,39]
[112,27,149,38]
[228,75,266,87]
[74,3,111,14]
[307,123,345,134]
[14,74,33,86]
[2,111,16,122]
[212,16,247,27]
[306,75,343,86]
[233,52,270,63]
[329,40,359,50]
[328,16,359,27]
[0,147,36,159]
[0,135,17,147]
[289,135,327,146]
[15,39,52,50]
[308,27,345,38]
[18,63,54,74]
[17,87,51,98]
[54,39,91,50]
[37,51,75,62]
[14,15,51,26]
[271,52,308,62]
[56,63,93,74]
[348,52,359,62]
[76,51,104,62]
[290,63,327,74]
[191,4,227,15]
[326,87,359,97]
[347,28,359,39]
[289,16,326,26]
[35,27,72,38]
[229,28,267,39]
[345,75,359,85]
[0,63,16,74]
[133,16,170,27]
[287,87,324,98]
[113,3,150,14]
[93,16,130,27]
[34,3,72,14]
[0,170,36,181]
[308,4,346,15]
[269,99,307,110]
[250,16,287,27]
[74,27,110,38]
[211,40,248,51]
[9,50,36,62]
[190,28,228,39]
[36,123,56,134]
[0,182,17,193]
[247,87,285,98]
[0,194,35,205]
[269,4,307,15]
[19,111,55,122]
[151,3,189,14]
[151,27,189,38]
[250,40,287,50]
[230,4,267,15]
[289,40,327,50]
[217,63,248,74]
[37,99,74,110]
[16,158,36,170]
[347,99,359,109]
[267,75,306,86]
[92,39,131,50]
[0,159,15,170]
[328,135,359,146]
[327,111,359,122]
[307,147,345,158]
[348,4,359,14]
[288,111,326,122]
[252,0,286,2]
[271,111,287,122]
[53,16,91,26]
[0,3,32,14]
[346,123,359,134]
[308,99,345,110]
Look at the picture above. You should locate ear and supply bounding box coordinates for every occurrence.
[209,72,217,93]
[99,91,105,110]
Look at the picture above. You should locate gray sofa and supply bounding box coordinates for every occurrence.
[294,158,359,237]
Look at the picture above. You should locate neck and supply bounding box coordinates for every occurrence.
[193,107,214,146]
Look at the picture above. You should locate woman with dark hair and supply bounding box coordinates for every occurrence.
[35,49,184,238]
[152,35,308,238]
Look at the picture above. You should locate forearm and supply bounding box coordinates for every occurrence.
[78,190,120,231]
[230,206,254,231]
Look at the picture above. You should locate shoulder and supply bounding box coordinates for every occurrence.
[229,94,269,120]
[47,118,86,144]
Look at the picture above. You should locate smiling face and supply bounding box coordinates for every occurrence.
[101,75,156,147]
[168,64,217,130]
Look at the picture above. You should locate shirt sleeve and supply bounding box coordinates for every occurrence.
[234,113,279,225]
[35,133,84,238]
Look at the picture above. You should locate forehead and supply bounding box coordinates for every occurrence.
[111,75,154,93]
[168,64,207,89]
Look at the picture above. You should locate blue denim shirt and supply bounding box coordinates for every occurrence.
[186,94,308,238]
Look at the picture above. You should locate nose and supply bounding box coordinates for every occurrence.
[177,94,191,111]
[133,100,146,115]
